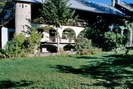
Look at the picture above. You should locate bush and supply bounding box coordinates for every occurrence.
[84,27,127,51]
[78,49,93,55]
[103,32,127,51]
[76,31,93,55]
[4,33,26,57]
[0,28,42,58]
[27,29,42,53]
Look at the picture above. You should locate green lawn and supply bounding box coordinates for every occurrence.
[0,53,133,89]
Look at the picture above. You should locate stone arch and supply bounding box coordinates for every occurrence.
[77,30,85,38]
[62,28,76,42]
[59,26,84,38]
[49,28,58,42]
[38,26,60,42]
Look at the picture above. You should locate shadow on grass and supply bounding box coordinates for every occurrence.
[76,56,101,60]
[53,54,133,89]
[104,54,133,58]
[0,80,34,89]
[104,54,133,66]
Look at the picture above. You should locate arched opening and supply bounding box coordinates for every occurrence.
[77,30,85,38]
[37,26,58,42]
[62,28,76,43]
[49,28,57,42]
[46,45,57,53]
[42,44,57,53]
[63,44,75,51]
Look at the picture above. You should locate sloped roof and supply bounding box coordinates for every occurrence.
[16,0,126,16]
[120,2,133,12]
[69,0,125,16]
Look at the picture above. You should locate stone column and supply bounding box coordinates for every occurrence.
[1,27,8,49]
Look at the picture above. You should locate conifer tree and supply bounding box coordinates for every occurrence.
[40,0,76,52]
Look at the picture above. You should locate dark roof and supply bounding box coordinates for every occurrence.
[16,0,126,16]
[120,2,133,12]
[115,2,133,18]
[69,0,125,16]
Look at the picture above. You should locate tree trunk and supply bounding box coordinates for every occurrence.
[57,27,60,53]
[129,30,133,46]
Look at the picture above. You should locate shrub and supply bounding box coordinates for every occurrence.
[0,28,42,58]
[76,31,93,55]
[0,49,8,58]
[78,49,93,55]
[103,32,127,51]
[4,33,26,57]
[27,28,42,54]
[84,27,127,51]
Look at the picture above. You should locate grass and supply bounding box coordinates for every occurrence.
[0,53,133,89]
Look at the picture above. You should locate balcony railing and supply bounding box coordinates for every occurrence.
[41,37,75,44]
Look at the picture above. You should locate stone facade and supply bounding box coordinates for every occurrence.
[15,2,31,36]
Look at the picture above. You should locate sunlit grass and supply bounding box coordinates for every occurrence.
[0,53,133,89]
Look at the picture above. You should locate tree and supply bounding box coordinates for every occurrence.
[0,0,15,26]
[40,0,76,52]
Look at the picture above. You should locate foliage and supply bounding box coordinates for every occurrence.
[0,28,42,58]
[76,31,93,55]
[40,0,76,27]
[84,27,127,51]
[14,33,26,47]
[125,21,133,30]
[0,1,15,25]
[87,16,125,32]
[84,27,105,50]
[40,0,77,52]
[62,28,76,41]
[26,28,42,53]
[37,26,54,33]
[4,33,26,57]
[104,32,127,51]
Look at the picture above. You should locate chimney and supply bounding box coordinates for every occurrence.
[112,0,120,7]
